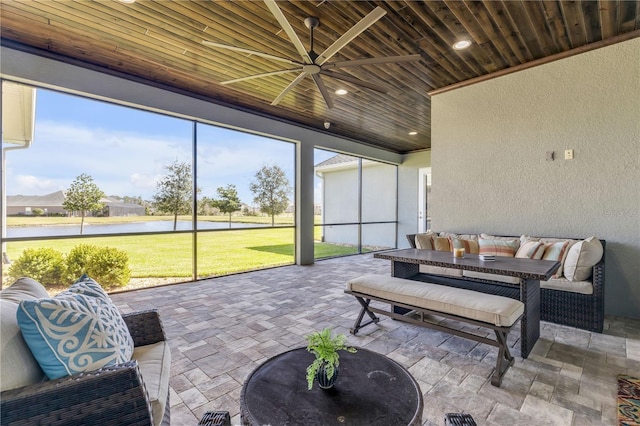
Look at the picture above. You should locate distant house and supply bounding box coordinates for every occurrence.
[6,191,145,217]
[315,154,396,249]
[5,191,67,215]
[101,197,146,217]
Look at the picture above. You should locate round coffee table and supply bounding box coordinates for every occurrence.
[240,347,423,425]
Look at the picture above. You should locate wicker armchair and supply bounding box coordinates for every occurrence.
[0,309,170,426]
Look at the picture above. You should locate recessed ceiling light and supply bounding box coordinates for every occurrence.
[408,131,418,136]
[118,0,136,3]
[453,39,472,50]
[335,89,348,96]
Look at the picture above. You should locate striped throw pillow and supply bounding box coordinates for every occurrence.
[542,241,571,278]
[478,238,519,257]
[415,233,434,250]
[450,237,480,254]
[516,241,545,259]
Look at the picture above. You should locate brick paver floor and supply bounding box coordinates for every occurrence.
[110,254,640,425]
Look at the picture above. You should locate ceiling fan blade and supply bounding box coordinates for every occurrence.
[321,70,389,93]
[202,41,300,66]
[263,0,313,64]
[271,72,309,106]
[311,74,334,109]
[221,68,303,85]
[325,54,422,69]
[315,6,387,66]
[202,40,302,65]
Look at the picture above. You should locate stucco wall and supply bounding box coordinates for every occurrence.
[431,38,640,317]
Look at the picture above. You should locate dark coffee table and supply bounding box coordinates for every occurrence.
[240,347,423,426]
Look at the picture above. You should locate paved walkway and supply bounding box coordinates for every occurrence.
[111,254,640,425]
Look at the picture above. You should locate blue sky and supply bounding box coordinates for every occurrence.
[5,88,335,205]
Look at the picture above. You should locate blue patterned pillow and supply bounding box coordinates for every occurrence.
[16,275,134,380]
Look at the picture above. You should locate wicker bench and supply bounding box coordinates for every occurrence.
[345,274,524,386]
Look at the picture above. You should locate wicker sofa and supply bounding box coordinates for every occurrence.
[0,277,171,426]
[406,233,605,333]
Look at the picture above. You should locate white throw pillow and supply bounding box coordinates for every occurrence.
[563,237,603,281]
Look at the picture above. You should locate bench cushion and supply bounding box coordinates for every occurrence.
[347,275,524,327]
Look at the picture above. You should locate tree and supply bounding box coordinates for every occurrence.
[249,164,291,226]
[152,160,193,231]
[62,173,105,235]
[211,184,242,227]
[198,196,213,216]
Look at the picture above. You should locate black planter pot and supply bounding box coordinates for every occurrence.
[316,363,339,389]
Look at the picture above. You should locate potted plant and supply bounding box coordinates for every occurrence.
[305,327,356,390]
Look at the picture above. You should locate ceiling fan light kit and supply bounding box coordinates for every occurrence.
[203,0,420,110]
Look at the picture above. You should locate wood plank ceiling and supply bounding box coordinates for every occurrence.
[1,1,639,153]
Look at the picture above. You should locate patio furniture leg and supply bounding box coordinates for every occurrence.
[198,411,230,426]
[491,329,515,386]
[350,296,379,335]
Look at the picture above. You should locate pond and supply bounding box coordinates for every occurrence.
[6,220,272,238]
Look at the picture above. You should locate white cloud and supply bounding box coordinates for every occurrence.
[5,117,296,202]
[130,173,160,191]
[5,120,191,198]
[11,174,64,195]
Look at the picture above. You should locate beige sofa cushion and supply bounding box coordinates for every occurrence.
[1,278,49,391]
[563,237,603,281]
[133,341,171,426]
[347,275,524,327]
[541,278,593,295]
[419,264,463,277]
[462,271,521,285]
[457,272,593,294]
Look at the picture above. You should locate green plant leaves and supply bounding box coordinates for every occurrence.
[304,327,356,390]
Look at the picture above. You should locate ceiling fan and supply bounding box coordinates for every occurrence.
[202,0,421,109]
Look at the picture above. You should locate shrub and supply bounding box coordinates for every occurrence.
[84,247,131,288]
[31,208,45,216]
[8,248,66,286]
[65,244,98,281]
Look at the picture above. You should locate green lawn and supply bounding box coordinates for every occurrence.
[4,227,361,281]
